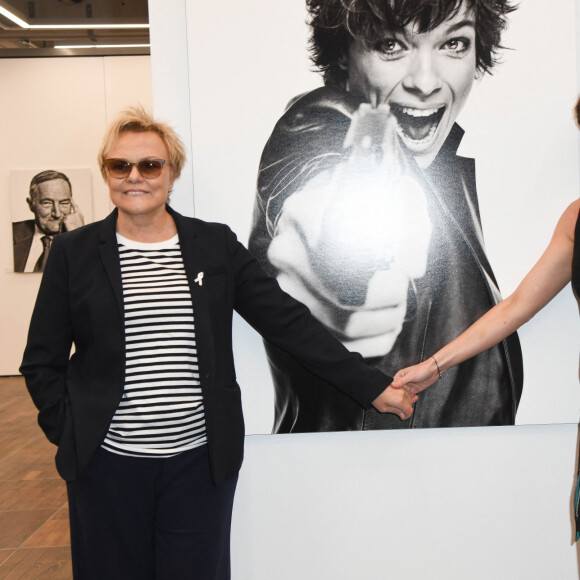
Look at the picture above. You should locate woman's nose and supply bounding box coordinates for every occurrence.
[402,51,442,97]
[127,164,143,181]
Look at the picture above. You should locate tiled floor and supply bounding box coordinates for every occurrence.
[0,376,72,579]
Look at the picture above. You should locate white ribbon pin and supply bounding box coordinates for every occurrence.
[195,272,204,286]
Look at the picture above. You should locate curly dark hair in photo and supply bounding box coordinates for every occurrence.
[307,0,517,86]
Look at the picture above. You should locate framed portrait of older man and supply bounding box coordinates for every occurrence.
[183,0,580,433]
[10,168,93,273]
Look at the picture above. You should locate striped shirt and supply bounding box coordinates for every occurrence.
[102,233,207,458]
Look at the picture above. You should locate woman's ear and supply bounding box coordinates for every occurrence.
[338,50,348,71]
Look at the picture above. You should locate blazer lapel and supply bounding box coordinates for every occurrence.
[422,125,498,287]
[169,207,215,375]
[97,209,124,318]
[12,221,35,272]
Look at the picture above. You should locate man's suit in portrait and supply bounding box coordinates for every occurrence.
[12,220,36,273]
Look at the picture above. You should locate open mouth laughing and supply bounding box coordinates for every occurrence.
[390,105,445,144]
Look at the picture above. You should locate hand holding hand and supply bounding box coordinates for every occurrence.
[391,358,441,394]
[372,383,418,420]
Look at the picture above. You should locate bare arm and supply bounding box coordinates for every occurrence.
[392,200,579,393]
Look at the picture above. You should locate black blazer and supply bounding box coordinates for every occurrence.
[20,206,389,484]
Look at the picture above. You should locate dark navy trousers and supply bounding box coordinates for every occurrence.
[66,445,238,580]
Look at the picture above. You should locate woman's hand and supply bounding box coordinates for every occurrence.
[391,358,441,394]
[372,383,418,419]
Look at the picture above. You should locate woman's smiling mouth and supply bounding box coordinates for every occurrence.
[390,105,446,143]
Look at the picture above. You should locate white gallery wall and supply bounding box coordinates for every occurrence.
[149,1,580,578]
[0,55,152,376]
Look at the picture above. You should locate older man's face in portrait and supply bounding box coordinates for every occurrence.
[27,178,73,235]
[344,5,477,168]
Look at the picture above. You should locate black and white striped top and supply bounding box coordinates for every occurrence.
[102,233,207,458]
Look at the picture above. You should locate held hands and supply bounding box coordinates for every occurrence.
[372,383,418,420]
[391,357,441,395]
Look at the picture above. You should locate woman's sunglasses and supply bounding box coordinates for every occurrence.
[104,158,169,179]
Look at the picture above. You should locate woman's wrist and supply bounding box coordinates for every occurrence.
[431,355,442,379]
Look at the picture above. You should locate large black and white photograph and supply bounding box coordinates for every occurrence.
[10,168,93,273]
[185,0,580,434]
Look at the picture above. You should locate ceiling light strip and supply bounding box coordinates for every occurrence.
[29,24,149,30]
[0,5,28,27]
[55,44,150,49]
[0,5,148,30]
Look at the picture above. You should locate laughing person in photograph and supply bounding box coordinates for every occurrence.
[249,0,523,432]
[20,107,416,580]
[13,170,84,272]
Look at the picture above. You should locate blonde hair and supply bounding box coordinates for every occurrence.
[98,105,186,181]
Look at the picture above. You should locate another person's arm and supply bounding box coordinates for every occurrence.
[392,199,579,394]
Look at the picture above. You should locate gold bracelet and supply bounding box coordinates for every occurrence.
[432,355,442,379]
